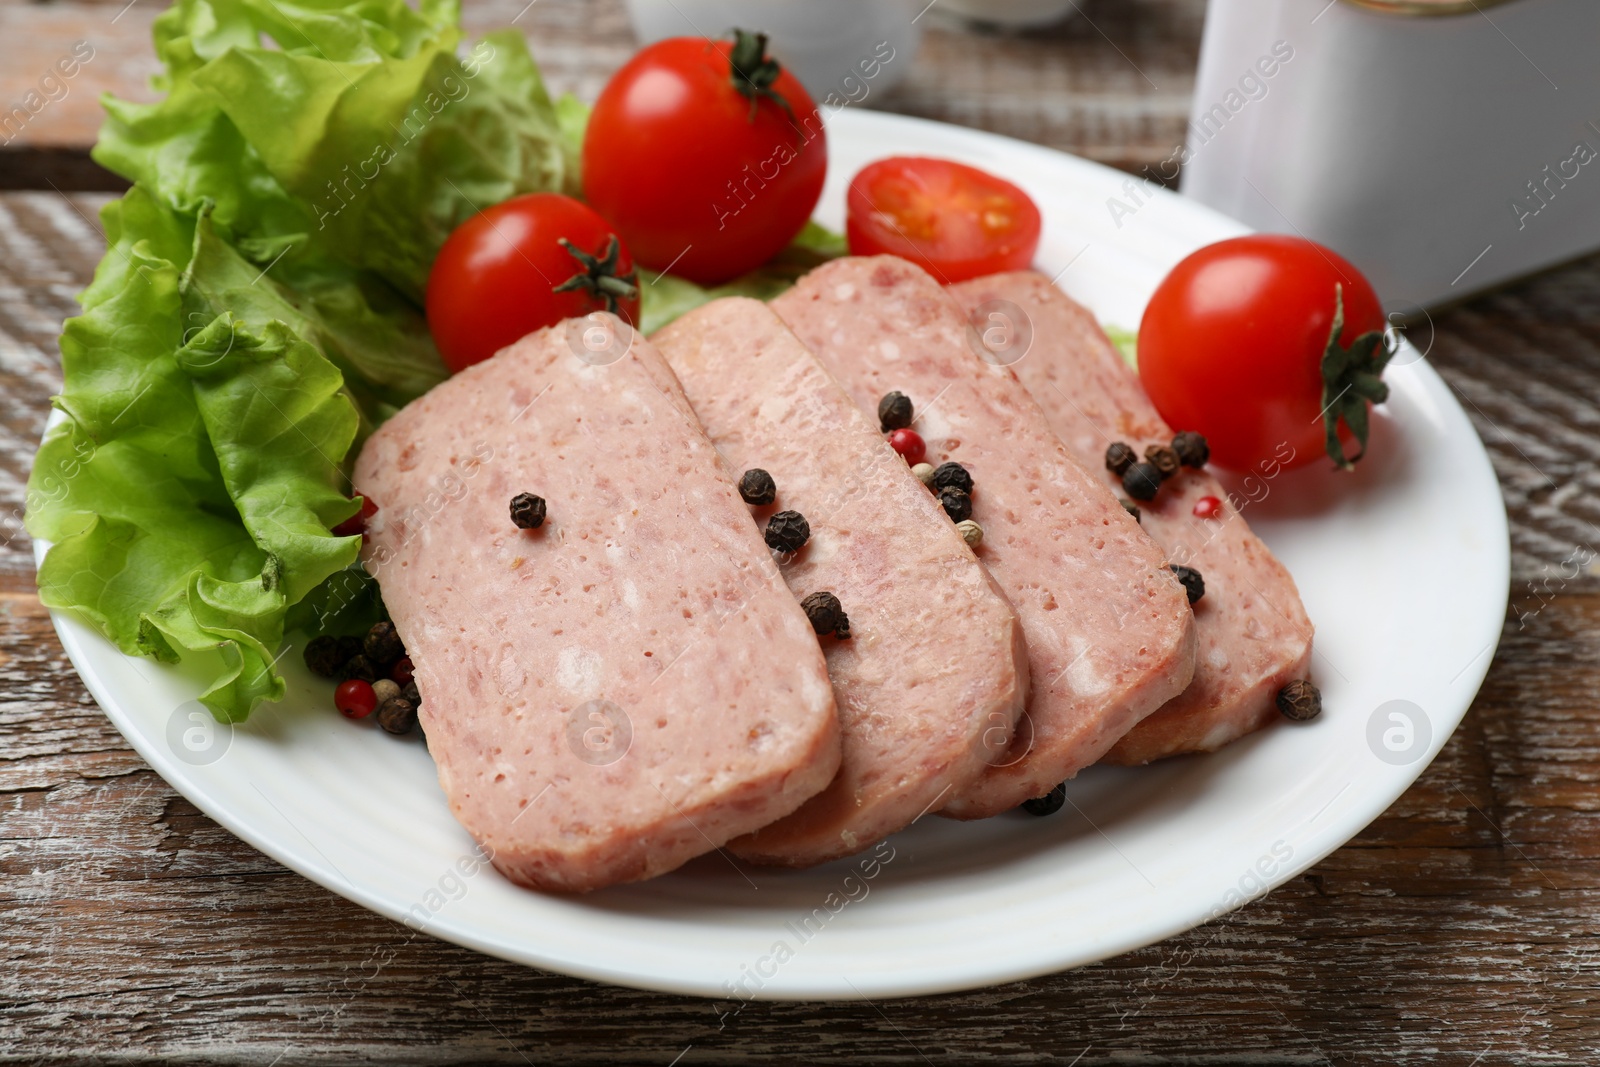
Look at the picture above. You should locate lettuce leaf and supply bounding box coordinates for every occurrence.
[30,187,360,720]
[31,0,578,722]
[638,220,849,335]
[1104,325,1138,369]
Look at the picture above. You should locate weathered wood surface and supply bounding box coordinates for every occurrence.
[0,0,1205,187]
[4,0,1600,1062]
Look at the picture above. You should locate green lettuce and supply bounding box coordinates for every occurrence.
[637,220,848,334]
[29,0,579,721]
[29,187,362,719]
[1104,325,1138,369]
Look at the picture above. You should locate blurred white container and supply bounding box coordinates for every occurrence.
[1180,0,1600,310]
[939,0,1078,29]
[624,0,923,107]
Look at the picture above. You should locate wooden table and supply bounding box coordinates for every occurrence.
[3,1,1598,1062]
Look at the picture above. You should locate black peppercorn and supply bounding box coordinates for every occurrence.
[930,461,974,494]
[1144,444,1181,480]
[1121,499,1141,523]
[801,590,846,635]
[1021,782,1066,816]
[938,486,973,523]
[764,510,810,553]
[1169,564,1205,605]
[1105,441,1137,476]
[835,614,851,640]
[402,681,421,709]
[377,696,418,735]
[335,653,379,684]
[1276,679,1322,721]
[878,390,913,432]
[1122,462,1162,501]
[303,636,344,678]
[510,492,546,529]
[738,468,776,506]
[1172,431,1210,468]
[336,635,364,666]
[363,620,405,667]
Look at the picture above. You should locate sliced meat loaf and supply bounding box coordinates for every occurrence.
[354,314,840,891]
[951,272,1314,763]
[773,257,1196,818]
[653,297,1028,864]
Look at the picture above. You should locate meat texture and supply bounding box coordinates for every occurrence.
[354,314,840,892]
[951,272,1314,763]
[773,257,1196,818]
[653,297,1028,864]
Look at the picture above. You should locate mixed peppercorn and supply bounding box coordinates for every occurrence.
[764,510,810,553]
[509,492,547,529]
[1275,679,1322,721]
[305,621,421,736]
[738,468,777,506]
[878,391,913,432]
[1020,782,1067,817]
[734,468,848,640]
[1169,564,1205,605]
[879,391,986,548]
[1104,431,1211,503]
[1104,432,1219,606]
[801,590,851,639]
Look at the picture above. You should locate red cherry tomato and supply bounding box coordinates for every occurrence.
[1138,235,1387,472]
[887,428,926,464]
[584,31,826,286]
[846,157,1041,283]
[426,193,639,374]
[335,679,377,719]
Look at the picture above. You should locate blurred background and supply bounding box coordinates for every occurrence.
[0,0,1206,191]
[8,0,1594,309]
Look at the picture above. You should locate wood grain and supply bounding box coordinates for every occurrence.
[0,0,1204,186]
[3,0,1600,1061]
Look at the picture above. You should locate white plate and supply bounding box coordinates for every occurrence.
[41,108,1509,1000]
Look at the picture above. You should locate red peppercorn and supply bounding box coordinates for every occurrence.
[390,656,415,687]
[335,679,377,719]
[1193,496,1222,519]
[887,428,926,464]
[332,493,378,538]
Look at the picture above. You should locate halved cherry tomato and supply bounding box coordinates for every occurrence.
[846,157,1041,283]
[426,193,639,374]
[583,30,826,286]
[1137,235,1390,472]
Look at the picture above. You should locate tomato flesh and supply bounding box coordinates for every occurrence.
[426,193,638,374]
[846,157,1041,282]
[1137,235,1385,472]
[583,36,827,286]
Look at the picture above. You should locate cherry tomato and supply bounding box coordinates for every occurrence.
[1137,235,1388,472]
[583,31,826,286]
[846,157,1041,283]
[426,193,639,374]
